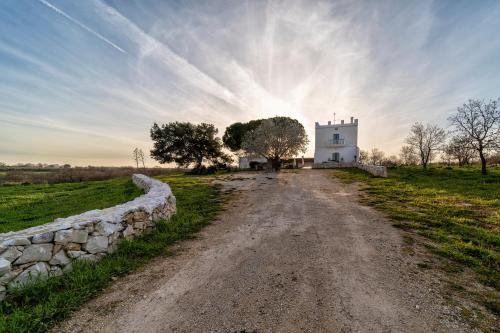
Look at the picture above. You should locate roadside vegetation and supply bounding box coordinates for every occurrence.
[0,173,223,332]
[333,165,499,314]
[0,178,143,233]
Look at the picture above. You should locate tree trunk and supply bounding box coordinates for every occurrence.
[479,149,487,175]
[270,158,281,172]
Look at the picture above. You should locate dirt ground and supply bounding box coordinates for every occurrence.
[54,170,481,333]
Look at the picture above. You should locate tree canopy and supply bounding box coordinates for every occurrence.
[241,117,308,170]
[405,122,446,169]
[150,122,231,168]
[222,119,263,152]
[449,98,500,175]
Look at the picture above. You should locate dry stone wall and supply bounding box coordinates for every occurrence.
[356,163,387,177]
[0,174,176,300]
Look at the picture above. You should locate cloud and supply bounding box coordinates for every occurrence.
[37,0,126,53]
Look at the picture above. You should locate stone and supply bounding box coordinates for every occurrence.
[31,232,54,244]
[0,270,20,285]
[49,250,71,266]
[14,244,53,265]
[64,243,81,251]
[54,230,73,244]
[8,262,49,289]
[0,285,5,301]
[95,221,122,236]
[0,247,22,262]
[67,251,85,259]
[84,236,108,254]
[2,238,30,246]
[53,244,63,255]
[123,225,134,239]
[0,258,11,275]
[134,222,145,230]
[72,230,88,243]
[50,266,63,277]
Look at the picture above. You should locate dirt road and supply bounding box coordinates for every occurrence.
[55,170,475,332]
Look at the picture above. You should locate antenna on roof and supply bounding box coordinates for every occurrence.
[333,112,336,124]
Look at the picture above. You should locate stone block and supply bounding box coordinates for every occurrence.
[14,244,53,265]
[54,230,73,244]
[49,250,71,266]
[72,230,88,243]
[31,232,54,244]
[0,258,11,276]
[0,247,22,262]
[84,236,108,254]
[8,262,49,289]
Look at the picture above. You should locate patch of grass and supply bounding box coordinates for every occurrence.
[0,173,223,332]
[333,166,500,289]
[0,178,143,232]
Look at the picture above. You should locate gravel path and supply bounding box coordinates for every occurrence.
[54,170,476,333]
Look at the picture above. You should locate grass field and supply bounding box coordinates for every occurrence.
[333,166,499,313]
[0,173,223,332]
[0,178,144,233]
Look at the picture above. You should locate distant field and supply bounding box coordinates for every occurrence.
[333,165,500,290]
[0,178,143,233]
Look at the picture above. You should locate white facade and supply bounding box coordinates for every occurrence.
[314,117,359,164]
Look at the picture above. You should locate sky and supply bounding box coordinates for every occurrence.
[1,0,500,166]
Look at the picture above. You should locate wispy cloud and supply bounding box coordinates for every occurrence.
[37,0,126,53]
[1,0,500,165]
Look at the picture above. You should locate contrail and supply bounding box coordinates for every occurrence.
[37,0,126,53]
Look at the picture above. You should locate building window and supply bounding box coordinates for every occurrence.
[332,152,340,162]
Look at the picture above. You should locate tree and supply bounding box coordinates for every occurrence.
[405,122,446,169]
[369,148,385,165]
[449,99,500,175]
[241,117,308,171]
[132,148,146,168]
[359,150,369,164]
[399,145,419,165]
[150,122,231,169]
[222,120,263,152]
[442,135,476,166]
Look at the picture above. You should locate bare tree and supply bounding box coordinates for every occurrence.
[133,148,146,168]
[449,99,500,175]
[359,150,369,164]
[369,148,385,165]
[405,122,446,169]
[242,117,308,171]
[443,135,476,166]
[399,145,419,165]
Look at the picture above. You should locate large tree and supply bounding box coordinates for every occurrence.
[150,122,231,168]
[241,117,308,170]
[449,99,500,175]
[405,122,446,169]
[222,120,263,152]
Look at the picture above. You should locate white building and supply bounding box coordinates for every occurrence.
[314,117,359,165]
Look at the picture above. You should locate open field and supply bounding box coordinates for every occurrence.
[0,173,222,332]
[333,166,499,313]
[0,178,143,233]
[0,167,183,185]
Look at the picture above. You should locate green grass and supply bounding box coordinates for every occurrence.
[0,178,143,233]
[333,166,500,289]
[0,173,223,332]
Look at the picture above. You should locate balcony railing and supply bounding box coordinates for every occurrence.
[327,138,345,145]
